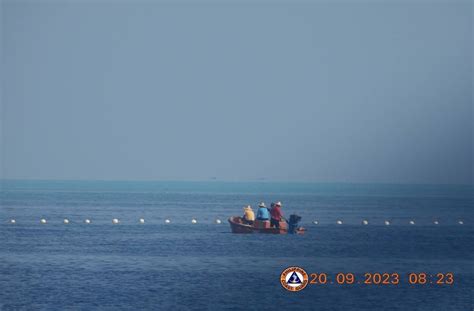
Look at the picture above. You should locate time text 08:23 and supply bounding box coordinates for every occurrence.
[307,272,454,285]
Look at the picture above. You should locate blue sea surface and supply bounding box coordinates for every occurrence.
[0,180,472,310]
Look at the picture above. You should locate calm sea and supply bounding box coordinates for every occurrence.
[0,180,472,310]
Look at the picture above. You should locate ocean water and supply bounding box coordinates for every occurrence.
[0,180,472,310]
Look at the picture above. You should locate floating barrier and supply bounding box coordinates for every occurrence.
[2,218,468,226]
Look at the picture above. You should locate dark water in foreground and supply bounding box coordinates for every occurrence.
[0,181,473,310]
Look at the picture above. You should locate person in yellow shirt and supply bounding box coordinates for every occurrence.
[242,205,255,225]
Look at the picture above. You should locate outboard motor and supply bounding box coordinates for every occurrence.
[288,214,302,234]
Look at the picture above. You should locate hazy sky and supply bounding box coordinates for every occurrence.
[1,0,472,184]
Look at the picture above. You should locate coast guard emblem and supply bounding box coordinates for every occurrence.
[280,266,309,292]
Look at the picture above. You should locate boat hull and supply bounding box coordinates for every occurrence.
[228,216,305,234]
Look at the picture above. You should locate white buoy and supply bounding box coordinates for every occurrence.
[362,220,369,225]
[139,218,145,224]
[433,220,439,225]
[336,220,343,225]
[313,220,319,225]
[10,219,16,224]
[63,219,69,224]
[191,219,197,224]
[384,220,390,226]
[40,218,47,224]
[215,219,221,224]
[409,220,415,225]
[84,219,91,224]
[458,220,464,225]
[112,218,119,224]
[165,219,171,224]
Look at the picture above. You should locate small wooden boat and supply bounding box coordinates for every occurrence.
[228,216,305,234]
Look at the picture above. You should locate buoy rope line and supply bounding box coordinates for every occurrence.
[3,219,467,225]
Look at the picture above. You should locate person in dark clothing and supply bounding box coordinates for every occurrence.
[287,214,302,234]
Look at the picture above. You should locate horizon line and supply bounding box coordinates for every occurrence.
[0,178,472,187]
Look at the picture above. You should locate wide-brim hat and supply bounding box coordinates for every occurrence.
[258,202,266,208]
[275,201,282,207]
